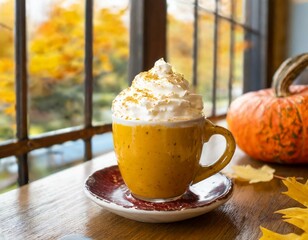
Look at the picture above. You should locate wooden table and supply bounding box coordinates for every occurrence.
[1,146,307,239]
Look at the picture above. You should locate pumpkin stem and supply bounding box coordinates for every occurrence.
[272,53,308,97]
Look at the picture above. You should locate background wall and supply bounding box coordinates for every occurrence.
[288,0,308,57]
[288,0,308,84]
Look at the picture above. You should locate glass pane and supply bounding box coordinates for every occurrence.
[167,0,194,84]
[289,2,308,58]
[219,0,231,17]
[0,0,15,141]
[244,0,260,30]
[28,140,85,182]
[197,12,214,116]
[216,19,231,115]
[92,132,114,157]
[0,156,18,193]
[233,25,246,100]
[27,0,85,136]
[234,0,245,23]
[93,0,130,125]
[199,0,215,12]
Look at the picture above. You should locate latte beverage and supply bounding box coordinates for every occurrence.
[112,59,235,202]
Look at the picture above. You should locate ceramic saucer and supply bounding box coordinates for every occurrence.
[84,165,233,223]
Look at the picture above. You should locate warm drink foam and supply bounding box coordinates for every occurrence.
[112,59,204,121]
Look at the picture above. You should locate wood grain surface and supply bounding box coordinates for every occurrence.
[1,144,307,240]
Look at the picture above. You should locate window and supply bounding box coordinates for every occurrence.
[0,0,129,191]
[166,0,268,116]
[0,0,268,192]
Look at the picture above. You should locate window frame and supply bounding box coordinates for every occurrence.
[0,0,272,187]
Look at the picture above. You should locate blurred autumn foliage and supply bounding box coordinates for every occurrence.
[28,2,129,134]
[0,0,129,139]
[0,0,15,139]
[0,0,248,140]
[167,3,248,115]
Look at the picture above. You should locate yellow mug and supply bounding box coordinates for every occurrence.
[112,117,236,202]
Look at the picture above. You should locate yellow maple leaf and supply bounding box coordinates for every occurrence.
[259,178,308,240]
[276,207,308,231]
[282,178,308,207]
[260,227,303,240]
[230,164,275,183]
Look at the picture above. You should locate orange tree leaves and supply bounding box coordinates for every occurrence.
[29,2,129,93]
[0,0,129,128]
[0,59,15,116]
[0,0,15,118]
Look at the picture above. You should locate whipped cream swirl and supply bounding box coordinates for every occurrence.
[112,58,204,121]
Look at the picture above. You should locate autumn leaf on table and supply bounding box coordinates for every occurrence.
[277,207,308,232]
[260,227,307,240]
[227,164,275,183]
[260,177,308,240]
[282,177,308,207]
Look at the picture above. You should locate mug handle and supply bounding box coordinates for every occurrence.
[192,118,236,184]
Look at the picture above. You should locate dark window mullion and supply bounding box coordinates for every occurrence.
[243,0,267,93]
[259,0,268,89]
[128,0,144,83]
[228,0,235,105]
[15,0,29,186]
[212,0,219,117]
[0,125,112,159]
[129,0,166,81]
[84,0,93,161]
[192,0,199,88]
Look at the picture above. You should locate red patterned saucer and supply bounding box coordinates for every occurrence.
[84,165,233,223]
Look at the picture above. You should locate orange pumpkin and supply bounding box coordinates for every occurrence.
[227,53,308,164]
